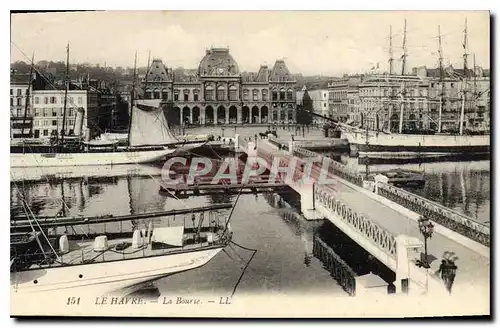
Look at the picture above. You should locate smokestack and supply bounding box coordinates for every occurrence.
[74,107,86,137]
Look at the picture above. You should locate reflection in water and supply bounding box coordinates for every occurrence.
[404,165,490,223]
[208,192,235,205]
[10,166,347,296]
[319,154,490,224]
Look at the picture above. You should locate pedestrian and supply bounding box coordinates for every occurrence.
[436,260,447,280]
[445,260,457,294]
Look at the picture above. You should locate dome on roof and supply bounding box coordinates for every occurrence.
[198,48,240,76]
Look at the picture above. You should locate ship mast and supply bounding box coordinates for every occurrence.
[399,19,407,134]
[437,25,444,133]
[459,17,468,136]
[145,50,151,95]
[387,25,394,131]
[473,53,477,96]
[127,51,138,146]
[401,19,408,76]
[21,51,35,138]
[61,43,70,145]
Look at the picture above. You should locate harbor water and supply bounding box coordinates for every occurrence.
[335,156,491,224]
[10,164,346,297]
[10,125,490,296]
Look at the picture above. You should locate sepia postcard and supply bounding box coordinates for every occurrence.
[9,10,491,318]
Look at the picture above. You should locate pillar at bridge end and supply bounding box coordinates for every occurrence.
[234,134,240,150]
[288,141,294,155]
[374,174,389,194]
[247,142,257,157]
[395,235,424,295]
[300,183,319,220]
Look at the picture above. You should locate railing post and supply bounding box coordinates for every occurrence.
[395,235,410,294]
[247,141,257,157]
[300,182,317,220]
[395,234,425,295]
[288,140,294,155]
[374,174,389,194]
[234,134,240,150]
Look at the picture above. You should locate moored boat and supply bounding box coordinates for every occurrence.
[11,209,232,295]
[343,131,490,158]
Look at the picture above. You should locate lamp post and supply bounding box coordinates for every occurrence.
[418,216,434,269]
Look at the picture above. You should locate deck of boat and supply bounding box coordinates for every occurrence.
[15,227,230,271]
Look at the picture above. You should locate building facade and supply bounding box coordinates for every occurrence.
[10,76,32,138]
[10,71,117,140]
[355,68,490,133]
[358,75,431,132]
[30,90,99,140]
[327,77,362,123]
[141,48,297,125]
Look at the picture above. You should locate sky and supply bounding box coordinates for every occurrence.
[10,11,490,76]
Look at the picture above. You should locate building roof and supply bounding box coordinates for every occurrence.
[269,60,293,82]
[10,73,32,85]
[146,59,170,82]
[255,65,269,82]
[198,48,240,76]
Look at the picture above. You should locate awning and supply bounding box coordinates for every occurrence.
[151,226,184,246]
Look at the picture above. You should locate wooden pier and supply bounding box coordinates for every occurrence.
[159,175,289,197]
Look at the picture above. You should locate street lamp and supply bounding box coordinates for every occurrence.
[417,216,434,269]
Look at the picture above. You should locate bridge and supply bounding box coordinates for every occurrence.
[234,135,490,298]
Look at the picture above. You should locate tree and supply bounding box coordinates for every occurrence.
[296,89,313,136]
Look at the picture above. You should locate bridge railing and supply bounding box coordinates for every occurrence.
[315,185,397,258]
[313,236,357,296]
[377,182,490,247]
[291,145,365,187]
[293,147,317,158]
[267,136,289,151]
[239,136,248,151]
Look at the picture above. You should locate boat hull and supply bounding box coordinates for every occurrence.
[343,132,490,156]
[170,142,207,155]
[10,148,175,168]
[11,247,222,295]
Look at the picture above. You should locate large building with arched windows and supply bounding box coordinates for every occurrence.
[141,47,297,125]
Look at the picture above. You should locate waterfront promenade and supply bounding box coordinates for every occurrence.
[238,136,490,297]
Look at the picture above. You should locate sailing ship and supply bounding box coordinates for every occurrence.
[342,19,490,158]
[10,209,232,295]
[10,151,237,295]
[10,47,207,168]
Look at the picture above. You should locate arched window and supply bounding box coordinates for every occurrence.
[262,89,268,101]
[173,89,180,101]
[272,88,278,101]
[193,89,200,101]
[286,88,293,100]
[243,89,249,101]
[205,85,214,101]
[162,89,169,100]
[153,89,161,99]
[229,85,238,101]
[183,89,190,101]
[279,88,286,100]
[253,89,259,101]
[145,89,152,99]
[217,85,226,101]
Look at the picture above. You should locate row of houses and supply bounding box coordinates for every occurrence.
[10,71,129,140]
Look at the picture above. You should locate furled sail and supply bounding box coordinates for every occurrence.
[129,99,178,147]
